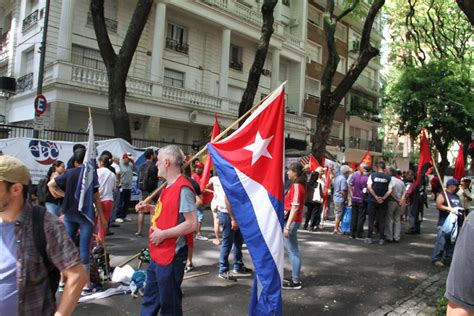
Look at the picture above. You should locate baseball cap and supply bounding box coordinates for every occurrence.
[0,156,30,185]
[122,152,134,160]
[447,178,459,186]
[195,161,204,168]
[461,177,471,182]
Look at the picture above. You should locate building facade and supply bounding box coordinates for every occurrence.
[0,0,383,158]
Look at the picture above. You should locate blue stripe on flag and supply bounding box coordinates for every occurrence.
[208,145,282,316]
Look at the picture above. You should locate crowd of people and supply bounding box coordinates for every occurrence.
[0,145,473,315]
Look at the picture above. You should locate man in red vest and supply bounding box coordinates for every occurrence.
[136,145,198,316]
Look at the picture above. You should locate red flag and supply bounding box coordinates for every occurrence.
[453,144,465,181]
[359,150,372,167]
[322,166,331,220]
[200,115,220,203]
[309,154,321,171]
[415,129,433,187]
[350,161,357,171]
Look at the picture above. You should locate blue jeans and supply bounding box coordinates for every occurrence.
[284,221,301,282]
[45,202,61,217]
[63,213,94,269]
[141,246,188,316]
[197,206,204,223]
[218,212,243,273]
[431,225,454,264]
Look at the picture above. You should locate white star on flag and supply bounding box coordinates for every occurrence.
[244,131,274,165]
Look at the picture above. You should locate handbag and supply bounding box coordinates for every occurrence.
[340,206,352,234]
[441,212,459,243]
[312,182,323,204]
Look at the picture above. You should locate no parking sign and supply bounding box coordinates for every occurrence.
[34,94,48,116]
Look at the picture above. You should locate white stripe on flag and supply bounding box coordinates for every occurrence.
[235,168,284,281]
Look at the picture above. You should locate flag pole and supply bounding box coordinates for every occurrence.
[430,151,456,212]
[142,82,287,204]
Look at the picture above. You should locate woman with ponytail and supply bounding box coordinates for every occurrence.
[283,162,306,290]
[97,154,116,241]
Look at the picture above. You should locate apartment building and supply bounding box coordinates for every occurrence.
[0,0,312,148]
[304,0,384,163]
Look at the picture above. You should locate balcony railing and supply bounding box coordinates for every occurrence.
[165,38,189,54]
[16,73,34,93]
[86,12,118,33]
[229,60,243,71]
[0,31,9,63]
[346,137,383,152]
[22,10,39,33]
[355,74,378,91]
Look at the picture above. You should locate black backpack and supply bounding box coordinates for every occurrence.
[32,206,61,300]
[138,161,157,192]
[36,178,49,204]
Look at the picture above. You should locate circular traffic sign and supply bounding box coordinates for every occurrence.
[34,94,48,116]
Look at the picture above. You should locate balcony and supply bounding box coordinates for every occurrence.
[165,38,189,54]
[86,12,118,33]
[346,137,383,153]
[16,73,34,93]
[229,60,243,71]
[354,74,378,93]
[22,10,39,33]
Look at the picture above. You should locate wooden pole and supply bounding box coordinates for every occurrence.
[142,82,286,204]
[431,151,456,212]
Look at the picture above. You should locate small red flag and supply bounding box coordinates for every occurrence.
[415,129,433,187]
[322,166,331,220]
[309,154,321,171]
[200,115,220,203]
[359,150,372,167]
[453,144,465,181]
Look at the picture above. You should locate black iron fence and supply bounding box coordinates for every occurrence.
[23,10,39,32]
[0,124,194,153]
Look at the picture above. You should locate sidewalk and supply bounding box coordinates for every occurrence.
[74,204,447,315]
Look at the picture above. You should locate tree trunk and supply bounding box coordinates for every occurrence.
[109,73,131,141]
[311,0,385,162]
[238,0,278,122]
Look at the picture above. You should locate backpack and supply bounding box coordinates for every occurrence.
[32,206,61,300]
[36,177,49,204]
[138,161,157,192]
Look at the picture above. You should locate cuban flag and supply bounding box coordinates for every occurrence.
[75,112,98,224]
[208,83,285,315]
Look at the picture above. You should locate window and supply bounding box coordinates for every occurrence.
[350,32,361,52]
[279,63,288,83]
[330,122,342,138]
[306,42,322,64]
[335,23,347,42]
[308,6,323,28]
[71,45,106,71]
[23,50,34,74]
[229,44,243,71]
[166,23,189,54]
[305,78,320,98]
[164,68,185,88]
[337,56,346,74]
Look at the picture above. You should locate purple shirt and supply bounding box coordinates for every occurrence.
[349,171,369,204]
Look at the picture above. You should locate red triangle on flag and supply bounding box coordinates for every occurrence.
[359,150,372,167]
[309,154,321,171]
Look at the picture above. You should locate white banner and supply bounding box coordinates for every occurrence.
[0,137,156,200]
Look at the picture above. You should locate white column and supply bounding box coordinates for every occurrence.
[271,48,280,89]
[56,0,75,61]
[218,28,231,97]
[150,2,167,82]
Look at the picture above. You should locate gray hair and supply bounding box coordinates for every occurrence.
[389,167,397,176]
[159,145,184,167]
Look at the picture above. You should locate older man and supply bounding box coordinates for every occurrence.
[333,165,351,234]
[0,156,86,315]
[136,145,197,316]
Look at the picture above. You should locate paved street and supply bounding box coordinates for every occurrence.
[74,203,445,316]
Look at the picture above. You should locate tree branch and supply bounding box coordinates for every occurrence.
[456,0,474,26]
[336,0,359,22]
[90,0,117,69]
[116,0,153,79]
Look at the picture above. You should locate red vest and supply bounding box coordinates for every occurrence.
[149,175,194,265]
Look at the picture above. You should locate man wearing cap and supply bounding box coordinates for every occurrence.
[348,163,370,239]
[366,161,393,245]
[0,156,87,315]
[431,178,462,267]
[458,177,472,211]
[191,161,208,241]
[116,153,134,223]
[333,165,351,234]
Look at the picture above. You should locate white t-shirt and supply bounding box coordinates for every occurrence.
[209,176,228,213]
[98,168,116,201]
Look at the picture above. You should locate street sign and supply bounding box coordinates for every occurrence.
[33,116,45,132]
[34,94,48,116]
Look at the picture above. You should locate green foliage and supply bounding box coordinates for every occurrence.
[435,286,448,316]
[387,0,473,66]
[384,58,474,147]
